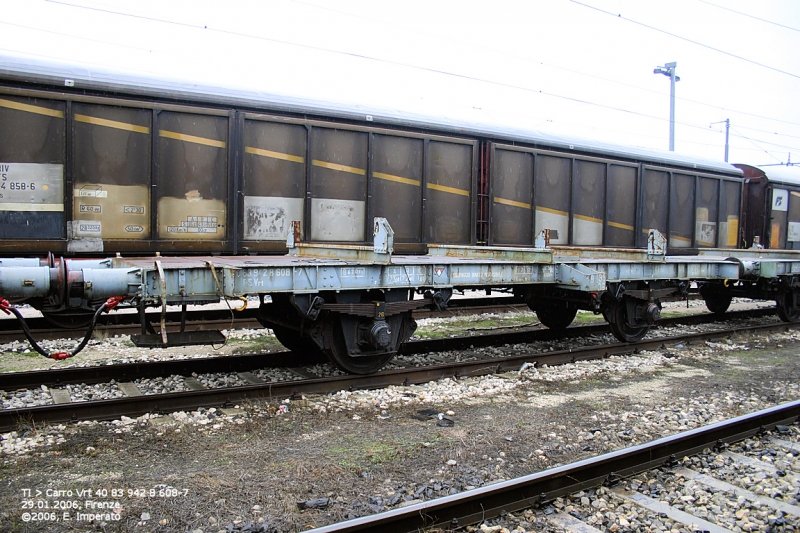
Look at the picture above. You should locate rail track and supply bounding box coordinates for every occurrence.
[0,307,791,433]
[0,297,528,344]
[0,306,777,390]
[0,294,711,344]
[310,400,800,533]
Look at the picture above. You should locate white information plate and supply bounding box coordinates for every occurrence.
[0,163,64,211]
[695,221,717,247]
[310,198,365,242]
[157,197,226,240]
[773,189,789,212]
[789,221,800,242]
[243,196,304,241]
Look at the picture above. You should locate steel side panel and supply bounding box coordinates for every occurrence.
[111,254,752,300]
[583,261,739,282]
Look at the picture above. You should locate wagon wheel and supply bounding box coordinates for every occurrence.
[271,325,325,359]
[775,290,800,322]
[607,300,649,343]
[699,285,732,314]
[322,315,396,375]
[530,301,578,330]
[703,292,732,314]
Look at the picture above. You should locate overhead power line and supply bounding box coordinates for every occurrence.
[697,0,800,33]
[730,126,785,163]
[20,0,800,152]
[728,132,800,152]
[38,0,800,131]
[0,19,171,56]
[29,3,710,127]
[288,0,800,128]
[569,0,800,80]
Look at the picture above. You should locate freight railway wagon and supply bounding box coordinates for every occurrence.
[0,62,751,259]
[2,61,800,374]
[735,164,800,250]
[1,221,800,374]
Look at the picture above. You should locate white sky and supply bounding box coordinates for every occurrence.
[2,0,799,166]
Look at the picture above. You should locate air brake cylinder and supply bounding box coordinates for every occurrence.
[0,266,51,299]
[0,259,141,305]
[77,268,142,301]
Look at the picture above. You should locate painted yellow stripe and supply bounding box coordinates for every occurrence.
[427,182,470,197]
[245,146,304,164]
[574,213,603,224]
[536,205,568,217]
[0,98,64,118]
[608,220,634,231]
[373,171,420,187]
[159,130,226,149]
[312,159,366,175]
[0,202,64,212]
[791,191,800,198]
[494,196,531,210]
[75,114,149,134]
[670,234,692,243]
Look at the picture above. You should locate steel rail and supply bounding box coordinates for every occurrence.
[0,307,775,390]
[0,318,796,433]
[309,400,800,533]
[0,298,528,342]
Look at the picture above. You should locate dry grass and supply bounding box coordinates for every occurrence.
[2,328,799,532]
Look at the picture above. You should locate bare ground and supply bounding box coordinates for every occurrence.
[1,326,799,533]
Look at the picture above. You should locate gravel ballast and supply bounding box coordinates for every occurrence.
[0,309,799,532]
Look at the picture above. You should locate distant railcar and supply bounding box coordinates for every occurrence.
[735,164,800,250]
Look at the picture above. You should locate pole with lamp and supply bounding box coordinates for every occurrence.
[653,62,680,151]
[710,119,730,162]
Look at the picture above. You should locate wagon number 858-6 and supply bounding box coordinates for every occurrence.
[1,175,36,191]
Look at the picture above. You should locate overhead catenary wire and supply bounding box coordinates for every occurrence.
[727,131,800,152]
[37,0,800,132]
[569,0,800,80]
[0,9,753,138]
[287,0,800,129]
[4,0,796,163]
[729,126,785,164]
[697,0,800,34]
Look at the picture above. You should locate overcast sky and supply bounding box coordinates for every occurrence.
[2,0,799,167]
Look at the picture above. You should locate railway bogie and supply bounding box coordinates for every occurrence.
[699,274,800,324]
[698,281,734,314]
[256,289,420,374]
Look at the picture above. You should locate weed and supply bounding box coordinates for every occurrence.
[415,312,537,339]
[228,334,283,354]
[92,328,110,342]
[328,436,421,468]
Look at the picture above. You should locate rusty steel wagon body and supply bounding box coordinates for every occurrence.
[1,57,799,374]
